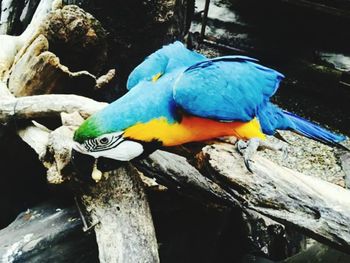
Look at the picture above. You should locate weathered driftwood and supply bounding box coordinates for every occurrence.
[0,201,98,262]
[197,143,350,253]
[0,94,107,123]
[0,73,158,263]
[0,0,59,80]
[0,2,162,261]
[136,149,237,207]
[8,34,97,96]
[6,5,109,97]
[138,144,350,253]
[80,164,160,263]
[1,0,350,260]
[0,85,350,253]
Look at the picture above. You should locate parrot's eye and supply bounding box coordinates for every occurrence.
[80,132,124,153]
[99,137,109,144]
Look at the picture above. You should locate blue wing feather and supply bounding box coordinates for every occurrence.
[173,56,284,122]
[127,41,206,90]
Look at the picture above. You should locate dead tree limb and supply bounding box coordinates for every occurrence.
[197,143,350,253]
[0,94,107,123]
[136,144,350,254]
[0,0,59,79]
[0,2,159,261]
[0,83,350,253]
[81,164,160,263]
[1,0,350,259]
[0,202,98,262]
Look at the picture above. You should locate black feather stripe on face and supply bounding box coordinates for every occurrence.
[84,134,123,152]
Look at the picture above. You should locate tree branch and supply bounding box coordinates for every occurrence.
[0,94,107,123]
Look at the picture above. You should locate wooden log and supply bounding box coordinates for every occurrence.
[80,164,160,263]
[8,34,97,96]
[0,80,349,253]
[0,201,98,262]
[136,144,350,253]
[0,94,107,123]
[0,79,159,262]
[196,143,350,253]
[1,0,349,258]
[136,149,237,207]
[0,0,58,80]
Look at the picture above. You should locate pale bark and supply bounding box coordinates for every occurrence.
[1,0,350,260]
[81,165,160,263]
[1,77,350,252]
[0,0,59,80]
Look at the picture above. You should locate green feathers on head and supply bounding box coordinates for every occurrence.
[73,116,105,143]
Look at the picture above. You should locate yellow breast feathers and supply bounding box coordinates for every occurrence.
[123,116,265,146]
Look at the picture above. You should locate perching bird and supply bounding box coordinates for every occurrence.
[73,41,346,171]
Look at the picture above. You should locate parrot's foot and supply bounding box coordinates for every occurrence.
[237,138,288,172]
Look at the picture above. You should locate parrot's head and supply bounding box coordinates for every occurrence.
[72,116,144,161]
[71,115,146,176]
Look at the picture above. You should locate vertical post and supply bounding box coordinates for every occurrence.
[200,0,210,41]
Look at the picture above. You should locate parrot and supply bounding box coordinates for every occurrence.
[72,41,347,171]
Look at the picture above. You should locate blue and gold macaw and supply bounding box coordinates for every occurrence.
[73,41,346,168]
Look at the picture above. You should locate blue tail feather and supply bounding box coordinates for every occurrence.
[283,110,347,147]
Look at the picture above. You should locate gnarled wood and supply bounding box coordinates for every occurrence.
[0,202,98,262]
[81,164,160,263]
[1,0,349,260]
[1,76,350,253]
[0,94,107,123]
[197,143,350,253]
[0,0,59,80]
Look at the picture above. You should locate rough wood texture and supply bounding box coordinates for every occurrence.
[136,149,237,206]
[0,0,58,80]
[8,34,97,96]
[198,143,350,253]
[40,4,108,76]
[0,3,160,261]
[1,0,350,260]
[0,202,98,262]
[1,77,349,253]
[135,143,350,253]
[81,164,160,263]
[0,94,107,123]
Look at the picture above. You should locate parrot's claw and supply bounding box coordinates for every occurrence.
[237,139,259,173]
[236,138,288,172]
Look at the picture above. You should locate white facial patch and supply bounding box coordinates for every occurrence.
[73,132,144,161]
[99,140,144,161]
